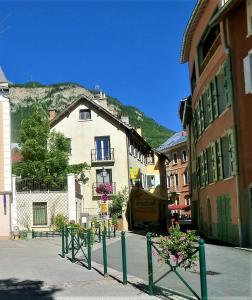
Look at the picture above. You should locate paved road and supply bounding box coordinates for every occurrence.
[92,232,252,300]
[0,238,157,300]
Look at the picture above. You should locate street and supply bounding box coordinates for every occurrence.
[92,232,252,300]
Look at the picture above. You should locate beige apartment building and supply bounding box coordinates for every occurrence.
[0,68,12,239]
[50,92,167,225]
[158,131,191,217]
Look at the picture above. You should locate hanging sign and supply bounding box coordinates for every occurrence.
[130,168,140,179]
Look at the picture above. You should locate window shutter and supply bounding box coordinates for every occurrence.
[211,142,218,182]
[216,139,223,180]
[192,111,198,142]
[199,97,205,131]
[203,150,208,186]
[197,105,202,135]
[224,58,233,107]
[243,55,252,94]
[200,152,205,187]
[228,128,237,175]
[211,77,219,119]
[207,85,213,123]
[196,156,200,188]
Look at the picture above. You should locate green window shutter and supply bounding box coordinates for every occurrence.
[228,128,237,175]
[196,105,202,135]
[211,77,219,119]
[224,58,233,107]
[192,111,198,142]
[207,85,213,123]
[216,139,223,180]
[211,142,218,182]
[200,152,205,187]
[199,97,205,131]
[203,150,208,186]
[196,156,200,188]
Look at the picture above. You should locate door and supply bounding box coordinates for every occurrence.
[96,169,112,184]
[95,136,110,160]
[217,195,232,242]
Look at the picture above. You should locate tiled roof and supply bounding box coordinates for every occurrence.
[157,131,187,151]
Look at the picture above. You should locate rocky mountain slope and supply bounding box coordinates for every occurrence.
[10,82,174,148]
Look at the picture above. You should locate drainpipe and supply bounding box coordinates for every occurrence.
[222,20,242,247]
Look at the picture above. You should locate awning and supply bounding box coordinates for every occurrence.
[168,204,191,210]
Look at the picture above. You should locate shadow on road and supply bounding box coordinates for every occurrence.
[0,278,62,300]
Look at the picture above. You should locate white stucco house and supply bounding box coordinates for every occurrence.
[50,92,166,220]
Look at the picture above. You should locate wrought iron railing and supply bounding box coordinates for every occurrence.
[92,182,116,196]
[91,148,115,162]
[16,178,67,192]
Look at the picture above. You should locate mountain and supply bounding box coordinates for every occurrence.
[9,82,174,148]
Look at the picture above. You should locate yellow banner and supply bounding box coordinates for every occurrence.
[130,168,140,179]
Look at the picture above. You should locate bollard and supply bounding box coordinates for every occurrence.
[146,232,154,295]
[65,227,69,254]
[61,227,65,258]
[199,239,208,300]
[121,231,127,285]
[87,230,92,270]
[32,229,34,239]
[102,230,108,276]
[71,227,75,261]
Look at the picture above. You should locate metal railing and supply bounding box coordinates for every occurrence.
[16,178,67,192]
[92,182,116,196]
[91,148,115,162]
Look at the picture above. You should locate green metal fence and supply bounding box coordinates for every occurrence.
[32,230,61,238]
[146,232,208,300]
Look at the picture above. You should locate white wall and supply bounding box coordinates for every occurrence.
[52,102,129,216]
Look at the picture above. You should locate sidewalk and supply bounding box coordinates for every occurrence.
[0,238,159,300]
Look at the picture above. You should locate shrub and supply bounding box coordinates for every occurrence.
[52,214,68,231]
[156,225,199,270]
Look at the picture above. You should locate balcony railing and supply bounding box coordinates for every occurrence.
[92,182,116,196]
[16,178,67,192]
[199,33,221,74]
[168,185,179,194]
[91,148,115,162]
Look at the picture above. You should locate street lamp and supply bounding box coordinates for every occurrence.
[101,167,107,183]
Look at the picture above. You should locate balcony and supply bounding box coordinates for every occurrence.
[92,182,116,196]
[91,148,115,163]
[168,185,179,195]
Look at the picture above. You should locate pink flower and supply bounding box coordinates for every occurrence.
[180,236,186,241]
[101,194,109,201]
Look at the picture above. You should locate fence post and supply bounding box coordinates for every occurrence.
[61,227,65,258]
[108,222,111,239]
[199,239,208,300]
[98,224,101,243]
[146,232,154,295]
[71,227,75,261]
[87,230,92,270]
[121,231,127,285]
[102,230,108,276]
[32,229,34,239]
[65,227,69,254]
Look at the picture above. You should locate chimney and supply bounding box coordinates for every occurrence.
[136,127,142,136]
[121,114,129,125]
[49,108,57,121]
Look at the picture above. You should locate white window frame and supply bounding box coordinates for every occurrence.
[183,171,189,186]
[247,0,252,35]
[174,174,179,190]
[172,152,177,165]
[79,109,91,120]
[243,51,252,94]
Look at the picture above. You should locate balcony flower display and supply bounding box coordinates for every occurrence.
[101,193,109,202]
[156,225,198,270]
[96,183,113,194]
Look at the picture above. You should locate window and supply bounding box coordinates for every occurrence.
[172,152,177,165]
[206,147,213,184]
[183,171,189,185]
[147,175,155,189]
[182,150,187,162]
[133,144,137,157]
[79,109,91,120]
[221,135,232,179]
[137,149,141,161]
[191,64,197,93]
[147,152,154,164]
[185,198,191,206]
[247,0,252,34]
[243,52,252,94]
[167,175,170,188]
[202,92,210,128]
[33,202,47,225]
[174,174,179,190]
[66,138,71,154]
[96,169,112,184]
[95,136,111,160]
[129,139,133,155]
[216,67,226,114]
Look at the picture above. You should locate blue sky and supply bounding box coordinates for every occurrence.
[0,0,196,132]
